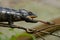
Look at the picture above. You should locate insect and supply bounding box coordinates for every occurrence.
[0,7,54,28]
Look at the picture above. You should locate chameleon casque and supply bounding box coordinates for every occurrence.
[0,7,54,28]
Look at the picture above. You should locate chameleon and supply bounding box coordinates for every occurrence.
[0,7,54,28]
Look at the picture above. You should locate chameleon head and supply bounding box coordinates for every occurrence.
[27,11,37,18]
[19,9,37,19]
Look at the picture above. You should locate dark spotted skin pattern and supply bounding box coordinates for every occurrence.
[0,7,21,22]
[0,7,37,27]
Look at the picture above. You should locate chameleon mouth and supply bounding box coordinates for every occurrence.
[26,16,37,20]
[30,16,37,18]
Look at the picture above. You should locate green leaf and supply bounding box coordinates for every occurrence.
[10,35,16,40]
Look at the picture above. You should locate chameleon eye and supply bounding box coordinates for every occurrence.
[28,12,34,15]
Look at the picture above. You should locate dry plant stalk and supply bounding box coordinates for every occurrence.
[17,18,60,40]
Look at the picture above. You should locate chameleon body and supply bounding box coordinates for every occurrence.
[0,7,37,27]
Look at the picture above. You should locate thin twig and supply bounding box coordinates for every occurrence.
[35,33,45,40]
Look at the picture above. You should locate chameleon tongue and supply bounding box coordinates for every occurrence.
[38,20,55,25]
[32,19,55,25]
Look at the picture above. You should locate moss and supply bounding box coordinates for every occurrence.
[16,33,36,40]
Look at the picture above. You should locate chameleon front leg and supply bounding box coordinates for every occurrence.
[6,13,14,28]
[8,20,14,28]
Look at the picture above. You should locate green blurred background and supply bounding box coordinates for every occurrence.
[0,0,60,40]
